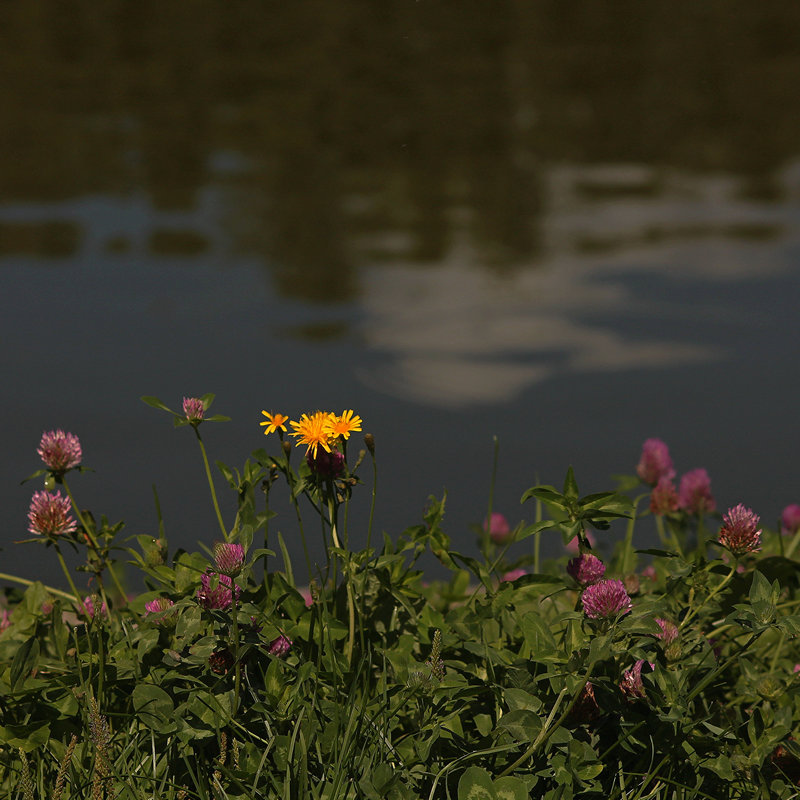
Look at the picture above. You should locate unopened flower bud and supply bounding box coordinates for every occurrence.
[364,433,375,456]
[214,542,245,576]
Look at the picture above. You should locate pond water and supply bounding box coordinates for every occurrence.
[3,3,800,589]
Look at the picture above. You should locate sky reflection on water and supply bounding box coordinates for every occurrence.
[2,3,800,589]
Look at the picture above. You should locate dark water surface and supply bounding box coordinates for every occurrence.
[3,3,800,589]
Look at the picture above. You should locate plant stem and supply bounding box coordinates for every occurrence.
[193,427,228,542]
[533,496,542,574]
[499,660,596,777]
[365,446,377,557]
[231,583,241,715]
[328,492,355,665]
[679,562,737,632]
[620,494,644,575]
[785,529,800,560]
[55,545,83,605]
[0,572,74,602]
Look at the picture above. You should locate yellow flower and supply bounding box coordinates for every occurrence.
[324,410,362,441]
[290,411,335,458]
[260,411,289,435]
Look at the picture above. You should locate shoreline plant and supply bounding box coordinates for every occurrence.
[1,410,800,798]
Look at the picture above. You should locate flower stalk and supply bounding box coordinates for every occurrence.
[193,427,229,542]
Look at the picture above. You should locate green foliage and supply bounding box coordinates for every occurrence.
[2,402,800,798]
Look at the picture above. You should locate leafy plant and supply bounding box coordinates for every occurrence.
[1,408,799,798]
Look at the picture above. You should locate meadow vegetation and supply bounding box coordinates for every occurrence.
[2,396,800,799]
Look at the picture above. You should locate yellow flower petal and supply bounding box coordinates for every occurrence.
[260,411,289,435]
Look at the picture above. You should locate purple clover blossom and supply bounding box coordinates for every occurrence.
[79,595,108,621]
[306,447,345,477]
[485,512,511,544]
[182,397,204,424]
[37,430,82,473]
[197,571,240,610]
[718,504,761,556]
[655,617,679,645]
[566,553,606,587]
[678,469,716,515]
[620,659,652,700]
[28,490,77,536]
[144,597,176,625]
[213,542,245,576]
[650,477,678,516]
[0,609,10,633]
[581,579,633,620]
[501,568,527,583]
[781,504,800,536]
[636,439,675,486]
[267,635,292,658]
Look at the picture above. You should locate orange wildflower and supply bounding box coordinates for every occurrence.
[324,410,362,441]
[290,412,335,458]
[260,411,289,435]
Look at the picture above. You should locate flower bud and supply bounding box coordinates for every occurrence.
[213,543,245,577]
[363,433,375,456]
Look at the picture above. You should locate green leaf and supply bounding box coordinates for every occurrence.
[371,762,395,794]
[474,714,494,737]
[521,611,558,658]
[563,466,579,502]
[141,395,175,414]
[19,468,48,485]
[493,777,530,800]
[520,486,565,507]
[216,460,236,487]
[749,570,772,604]
[0,721,50,752]
[458,766,496,800]
[10,636,40,691]
[504,688,542,713]
[132,683,176,732]
[515,519,559,542]
[496,709,543,742]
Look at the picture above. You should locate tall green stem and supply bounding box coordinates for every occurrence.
[499,659,596,777]
[679,562,737,632]
[231,584,241,715]
[365,447,377,557]
[328,491,355,665]
[283,457,313,583]
[620,495,642,575]
[0,572,74,602]
[785,529,800,560]
[55,545,82,605]
[193,428,228,542]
